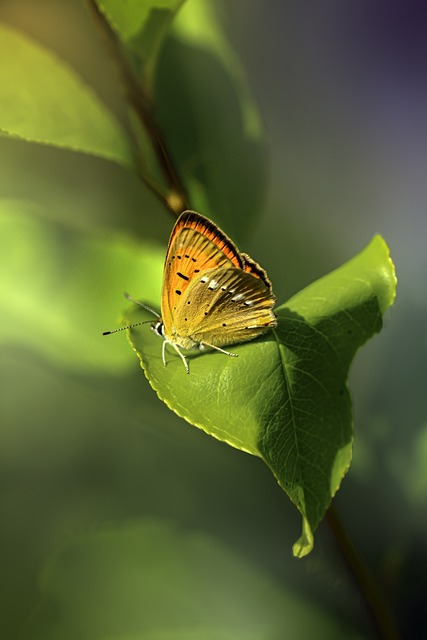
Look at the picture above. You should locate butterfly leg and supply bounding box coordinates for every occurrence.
[163,338,190,374]
[162,339,168,367]
[201,342,238,358]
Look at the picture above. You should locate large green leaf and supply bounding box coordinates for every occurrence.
[126,236,397,556]
[0,23,135,169]
[95,0,185,95]
[23,520,362,639]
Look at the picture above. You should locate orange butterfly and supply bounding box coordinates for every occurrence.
[105,211,277,373]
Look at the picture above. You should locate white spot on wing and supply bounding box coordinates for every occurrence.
[200,276,209,283]
[232,293,244,302]
[244,300,254,306]
[208,279,219,290]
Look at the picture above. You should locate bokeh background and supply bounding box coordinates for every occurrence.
[1,1,426,638]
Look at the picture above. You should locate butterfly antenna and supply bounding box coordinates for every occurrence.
[103,293,161,335]
[102,320,153,336]
[123,292,160,318]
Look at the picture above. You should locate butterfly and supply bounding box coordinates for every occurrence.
[104,211,277,373]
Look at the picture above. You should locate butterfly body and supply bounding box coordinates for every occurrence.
[154,211,277,372]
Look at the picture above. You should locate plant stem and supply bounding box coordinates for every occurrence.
[86,0,189,216]
[326,505,401,640]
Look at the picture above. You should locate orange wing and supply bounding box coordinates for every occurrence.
[161,211,244,332]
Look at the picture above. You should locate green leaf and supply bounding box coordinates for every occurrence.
[126,236,397,556]
[0,199,163,373]
[95,0,186,95]
[23,520,362,639]
[0,23,135,169]
[154,0,268,240]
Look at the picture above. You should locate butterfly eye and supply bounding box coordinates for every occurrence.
[154,321,164,336]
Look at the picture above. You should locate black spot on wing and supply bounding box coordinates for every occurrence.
[177,272,190,281]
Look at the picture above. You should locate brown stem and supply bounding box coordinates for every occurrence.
[86,0,189,216]
[326,505,401,640]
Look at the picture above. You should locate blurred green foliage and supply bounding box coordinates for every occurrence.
[0,200,164,372]
[22,520,362,640]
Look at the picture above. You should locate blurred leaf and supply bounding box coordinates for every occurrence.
[127,236,397,556]
[389,423,427,505]
[0,23,135,169]
[0,199,163,373]
[95,0,185,95]
[23,520,362,640]
[154,0,268,240]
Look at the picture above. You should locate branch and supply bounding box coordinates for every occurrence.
[326,505,401,640]
[87,0,189,216]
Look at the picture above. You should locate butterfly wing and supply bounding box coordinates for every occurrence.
[241,252,274,290]
[161,211,244,334]
[173,266,277,348]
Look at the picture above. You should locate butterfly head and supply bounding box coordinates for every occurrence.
[151,320,165,338]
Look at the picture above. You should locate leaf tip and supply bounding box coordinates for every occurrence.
[370,235,398,313]
[292,517,314,558]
